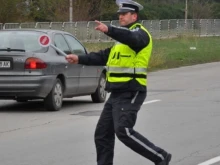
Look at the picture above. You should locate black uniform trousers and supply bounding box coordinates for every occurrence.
[94,91,167,165]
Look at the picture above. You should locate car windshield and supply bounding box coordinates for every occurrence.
[0,31,48,53]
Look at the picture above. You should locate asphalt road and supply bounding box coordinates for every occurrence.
[0,62,220,165]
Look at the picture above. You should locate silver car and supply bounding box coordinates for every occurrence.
[0,29,107,111]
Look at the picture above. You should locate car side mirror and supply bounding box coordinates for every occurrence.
[64,50,72,55]
[56,50,71,56]
[72,49,85,55]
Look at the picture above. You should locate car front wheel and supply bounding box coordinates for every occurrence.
[91,73,107,103]
[44,78,63,111]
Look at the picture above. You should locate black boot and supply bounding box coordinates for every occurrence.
[155,153,172,165]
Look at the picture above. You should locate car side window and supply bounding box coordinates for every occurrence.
[54,34,71,54]
[64,34,86,55]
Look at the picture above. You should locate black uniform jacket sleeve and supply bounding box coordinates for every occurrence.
[78,47,111,66]
[105,24,150,53]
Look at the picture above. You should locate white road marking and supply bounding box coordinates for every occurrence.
[142,99,220,165]
[198,156,220,165]
[142,98,220,165]
[143,100,161,105]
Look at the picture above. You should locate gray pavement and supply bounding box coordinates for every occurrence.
[0,62,220,165]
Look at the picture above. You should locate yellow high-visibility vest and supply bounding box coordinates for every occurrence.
[106,23,152,86]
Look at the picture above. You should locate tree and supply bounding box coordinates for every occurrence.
[0,0,20,23]
[189,0,213,19]
[99,0,118,20]
[212,1,220,18]
[1,0,220,23]
[28,0,59,21]
[67,0,117,21]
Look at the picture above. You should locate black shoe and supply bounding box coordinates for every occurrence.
[156,153,172,165]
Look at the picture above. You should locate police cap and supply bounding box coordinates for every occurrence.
[117,0,143,13]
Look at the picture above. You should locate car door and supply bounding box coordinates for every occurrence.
[64,34,99,94]
[53,33,81,95]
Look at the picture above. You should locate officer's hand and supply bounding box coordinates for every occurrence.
[65,54,79,64]
[95,20,108,33]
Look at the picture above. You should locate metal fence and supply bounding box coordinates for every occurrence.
[0,19,219,42]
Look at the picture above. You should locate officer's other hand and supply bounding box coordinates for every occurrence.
[95,20,108,33]
[66,54,79,64]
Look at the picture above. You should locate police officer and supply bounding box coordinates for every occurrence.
[66,1,172,165]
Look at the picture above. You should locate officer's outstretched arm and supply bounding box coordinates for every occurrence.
[77,48,111,66]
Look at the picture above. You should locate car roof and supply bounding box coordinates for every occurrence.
[0,28,71,35]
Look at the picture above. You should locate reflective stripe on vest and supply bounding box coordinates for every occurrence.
[107,67,147,73]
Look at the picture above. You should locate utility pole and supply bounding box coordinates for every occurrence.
[69,0,73,22]
[192,0,195,19]
[185,0,188,22]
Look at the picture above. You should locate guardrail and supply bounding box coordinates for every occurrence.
[0,19,220,42]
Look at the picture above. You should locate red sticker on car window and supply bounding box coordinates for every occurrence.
[38,35,51,47]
